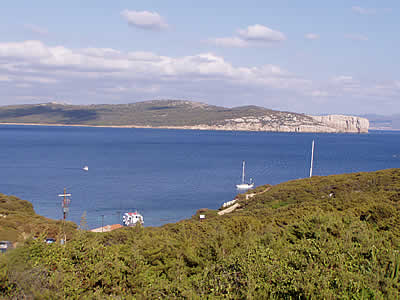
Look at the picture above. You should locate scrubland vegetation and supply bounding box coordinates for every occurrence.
[0,100,295,127]
[0,193,76,242]
[1,169,399,298]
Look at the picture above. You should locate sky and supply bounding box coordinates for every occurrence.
[0,0,399,115]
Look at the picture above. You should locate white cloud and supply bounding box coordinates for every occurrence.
[121,10,168,30]
[352,6,376,15]
[0,40,309,108]
[81,48,122,58]
[0,41,275,81]
[0,40,398,115]
[210,24,286,48]
[24,24,49,35]
[305,33,319,40]
[127,51,163,62]
[209,37,249,48]
[345,34,368,41]
[237,24,286,42]
[0,40,51,59]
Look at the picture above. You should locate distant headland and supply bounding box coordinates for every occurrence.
[0,100,369,133]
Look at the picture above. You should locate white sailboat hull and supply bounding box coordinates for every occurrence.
[236,183,254,190]
[236,160,254,190]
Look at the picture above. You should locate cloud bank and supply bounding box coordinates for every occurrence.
[0,40,398,114]
[0,40,304,104]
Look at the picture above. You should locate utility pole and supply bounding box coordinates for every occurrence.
[101,215,104,233]
[58,188,71,244]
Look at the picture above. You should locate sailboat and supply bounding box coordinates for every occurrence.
[236,160,254,190]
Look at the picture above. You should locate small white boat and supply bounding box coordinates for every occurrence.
[83,166,89,171]
[236,161,254,190]
[122,211,144,226]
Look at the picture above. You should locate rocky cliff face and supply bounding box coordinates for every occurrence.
[166,114,369,133]
[310,115,369,133]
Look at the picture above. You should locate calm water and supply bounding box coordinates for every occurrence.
[1,125,399,228]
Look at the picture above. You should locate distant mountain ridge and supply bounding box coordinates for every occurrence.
[361,114,400,130]
[0,100,369,133]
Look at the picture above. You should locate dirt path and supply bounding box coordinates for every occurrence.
[218,203,240,215]
[218,186,272,216]
[245,186,271,200]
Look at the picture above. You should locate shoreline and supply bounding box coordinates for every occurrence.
[0,122,151,129]
[0,122,377,133]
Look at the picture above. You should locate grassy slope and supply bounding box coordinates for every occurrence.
[0,169,399,298]
[0,193,77,242]
[0,100,309,126]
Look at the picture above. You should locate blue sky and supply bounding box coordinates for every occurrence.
[0,1,398,115]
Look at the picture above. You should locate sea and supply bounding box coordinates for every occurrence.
[1,125,399,228]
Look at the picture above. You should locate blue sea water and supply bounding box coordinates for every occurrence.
[1,125,400,228]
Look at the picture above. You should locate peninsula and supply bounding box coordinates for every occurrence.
[0,100,369,133]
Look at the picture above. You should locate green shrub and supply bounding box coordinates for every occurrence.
[1,169,400,298]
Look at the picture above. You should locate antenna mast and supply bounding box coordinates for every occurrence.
[309,140,315,178]
[58,188,71,243]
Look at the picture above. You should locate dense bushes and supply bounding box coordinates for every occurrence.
[1,169,400,298]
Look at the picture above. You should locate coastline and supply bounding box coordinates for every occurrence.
[0,122,372,133]
[0,122,152,129]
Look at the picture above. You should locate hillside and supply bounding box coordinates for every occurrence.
[0,100,369,133]
[0,193,77,242]
[1,169,399,298]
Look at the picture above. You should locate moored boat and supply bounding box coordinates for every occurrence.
[236,161,254,190]
[122,211,144,226]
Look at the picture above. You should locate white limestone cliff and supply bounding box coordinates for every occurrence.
[162,114,369,133]
[310,115,369,133]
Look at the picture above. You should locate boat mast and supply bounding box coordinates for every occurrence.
[309,140,315,178]
[242,161,245,184]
